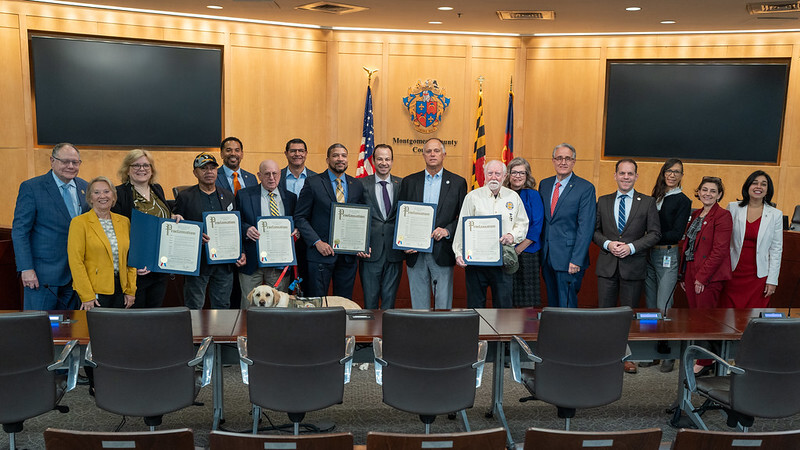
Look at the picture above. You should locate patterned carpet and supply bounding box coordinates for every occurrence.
[3,355,800,449]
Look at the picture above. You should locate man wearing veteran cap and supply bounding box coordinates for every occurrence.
[174,153,246,309]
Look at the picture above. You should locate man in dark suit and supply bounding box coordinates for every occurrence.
[593,158,661,309]
[539,143,597,308]
[216,136,257,195]
[360,144,403,309]
[294,143,366,299]
[278,138,317,294]
[236,159,297,307]
[12,142,89,310]
[397,138,467,309]
[174,153,246,309]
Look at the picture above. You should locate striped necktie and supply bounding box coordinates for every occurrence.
[335,178,345,203]
[618,193,627,233]
[269,192,279,216]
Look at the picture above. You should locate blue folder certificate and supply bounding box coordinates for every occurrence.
[129,209,202,276]
[393,201,436,253]
[203,211,242,265]
[461,215,502,266]
[256,216,296,267]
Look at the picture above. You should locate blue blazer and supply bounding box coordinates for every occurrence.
[293,170,365,264]
[236,184,297,275]
[216,167,257,193]
[12,171,89,286]
[538,173,596,271]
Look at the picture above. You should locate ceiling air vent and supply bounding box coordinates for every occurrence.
[747,2,800,15]
[296,2,368,15]
[497,10,555,21]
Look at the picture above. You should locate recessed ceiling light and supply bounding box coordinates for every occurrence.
[207,5,223,10]
[429,21,442,24]
[437,6,453,11]
[661,20,676,24]
[625,6,641,11]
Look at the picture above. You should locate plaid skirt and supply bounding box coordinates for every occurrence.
[512,250,541,307]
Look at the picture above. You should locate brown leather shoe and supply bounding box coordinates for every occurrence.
[624,361,638,374]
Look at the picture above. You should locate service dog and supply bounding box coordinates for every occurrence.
[246,285,362,310]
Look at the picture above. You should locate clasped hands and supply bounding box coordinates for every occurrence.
[607,241,631,258]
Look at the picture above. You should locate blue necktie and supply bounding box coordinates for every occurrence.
[61,184,76,218]
[617,194,626,234]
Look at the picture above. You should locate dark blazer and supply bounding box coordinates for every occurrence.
[679,203,733,285]
[361,174,403,263]
[236,184,297,275]
[539,174,596,271]
[397,168,467,268]
[278,166,318,196]
[593,190,661,280]
[656,192,692,245]
[12,171,89,286]
[216,167,257,193]
[173,185,236,223]
[293,170,366,264]
[112,182,171,219]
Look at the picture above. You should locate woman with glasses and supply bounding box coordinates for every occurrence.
[503,157,544,307]
[720,171,783,308]
[112,149,177,308]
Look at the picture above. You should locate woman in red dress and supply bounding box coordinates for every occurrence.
[721,171,783,308]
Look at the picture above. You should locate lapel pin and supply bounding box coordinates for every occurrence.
[446,180,450,184]
[637,196,641,201]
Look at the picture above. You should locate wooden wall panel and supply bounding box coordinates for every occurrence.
[0,27,26,149]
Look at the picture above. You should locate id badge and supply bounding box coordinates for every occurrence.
[662,255,671,268]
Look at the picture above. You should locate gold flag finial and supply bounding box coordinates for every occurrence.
[477,75,485,92]
[363,66,378,86]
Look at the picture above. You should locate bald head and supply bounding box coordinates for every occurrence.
[258,159,281,191]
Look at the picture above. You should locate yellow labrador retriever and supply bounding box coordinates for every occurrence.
[246,285,362,310]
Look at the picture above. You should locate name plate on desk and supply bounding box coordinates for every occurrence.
[759,312,786,318]
[636,312,663,320]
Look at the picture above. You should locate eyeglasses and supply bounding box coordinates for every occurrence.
[510,171,526,177]
[261,172,279,178]
[553,156,574,163]
[131,163,151,170]
[52,156,82,166]
[665,169,683,176]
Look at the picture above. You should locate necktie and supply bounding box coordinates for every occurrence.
[61,184,76,218]
[550,182,561,216]
[379,180,391,218]
[335,178,345,203]
[618,194,627,234]
[232,172,241,194]
[269,192,279,216]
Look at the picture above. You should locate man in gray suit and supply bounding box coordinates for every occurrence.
[359,144,403,309]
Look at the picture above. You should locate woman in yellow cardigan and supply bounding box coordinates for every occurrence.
[68,176,136,310]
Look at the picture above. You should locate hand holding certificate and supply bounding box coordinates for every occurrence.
[329,204,370,254]
[393,201,436,252]
[129,210,203,275]
[256,216,296,267]
[203,211,242,264]
[461,215,502,266]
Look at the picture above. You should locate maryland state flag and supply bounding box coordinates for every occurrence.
[471,89,486,190]
[501,87,514,165]
[355,85,375,178]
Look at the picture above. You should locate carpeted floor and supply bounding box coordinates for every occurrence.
[3,358,800,449]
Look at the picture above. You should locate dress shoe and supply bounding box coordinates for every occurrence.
[638,360,660,368]
[660,359,675,373]
[624,361,638,374]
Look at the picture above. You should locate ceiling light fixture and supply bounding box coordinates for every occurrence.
[437,6,453,11]
[661,20,676,24]
[625,7,641,11]
[207,5,223,9]
[429,21,442,24]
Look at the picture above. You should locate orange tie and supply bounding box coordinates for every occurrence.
[233,171,241,194]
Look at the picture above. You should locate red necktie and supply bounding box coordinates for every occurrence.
[233,172,241,194]
[550,181,561,216]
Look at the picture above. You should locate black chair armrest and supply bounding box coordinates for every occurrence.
[682,344,744,392]
[510,335,542,384]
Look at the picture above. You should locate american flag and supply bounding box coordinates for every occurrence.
[355,85,375,178]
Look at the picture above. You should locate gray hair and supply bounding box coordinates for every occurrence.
[552,143,576,159]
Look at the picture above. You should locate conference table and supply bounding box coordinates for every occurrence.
[15,307,795,448]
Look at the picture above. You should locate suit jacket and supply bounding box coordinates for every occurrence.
[397,168,467,267]
[67,210,137,303]
[112,182,170,219]
[216,167,257,193]
[361,174,403,263]
[679,203,733,285]
[12,171,89,286]
[278,166,318,196]
[293,170,365,264]
[538,174,596,271]
[593,190,661,280]
[173,185,236,222]
[728,202,783,285]
[236,184,297,275]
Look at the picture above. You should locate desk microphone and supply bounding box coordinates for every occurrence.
[432,279,438,310]
[662,284,677,322]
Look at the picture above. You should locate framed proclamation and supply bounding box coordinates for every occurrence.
[203,211,242,265]
[329,204,370,254]
[461,215,502,266]
[256,216,297,267]
[393,201,436,253]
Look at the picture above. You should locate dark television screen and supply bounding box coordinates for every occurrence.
[30,35,222,147]
[604,61,789,163]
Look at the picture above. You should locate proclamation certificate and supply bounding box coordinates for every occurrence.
[157,221,202,274]
[203,211,242,264]
[393,201,436,253]
[461,215,502,266]
[329,204,370,254]
[256,216,296,267]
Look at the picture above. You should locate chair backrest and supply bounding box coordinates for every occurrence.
[535,306,632,409]
[380,310,480,415]
[86,307,197,417]
[524,427,662,450]
[209,430,353,450]
[367,428,506,450]
[172,185,192,198]
[671,428,800,449]
[246,307,347,414]
[44,427,195,450]
[790,205,800,229]
[729,318,800,418]
[0,311,57,425]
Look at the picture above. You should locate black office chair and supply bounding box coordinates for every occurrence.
[172,185,192,199]
[789,205,800,230]
[85,307,213,430]
[681,318,800,431]
[44,427,195,450]
[0,312,80,450]
[671,428,800,449]
[238,307,355,435]
[510,306,633,430]
[373,310,488,434]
